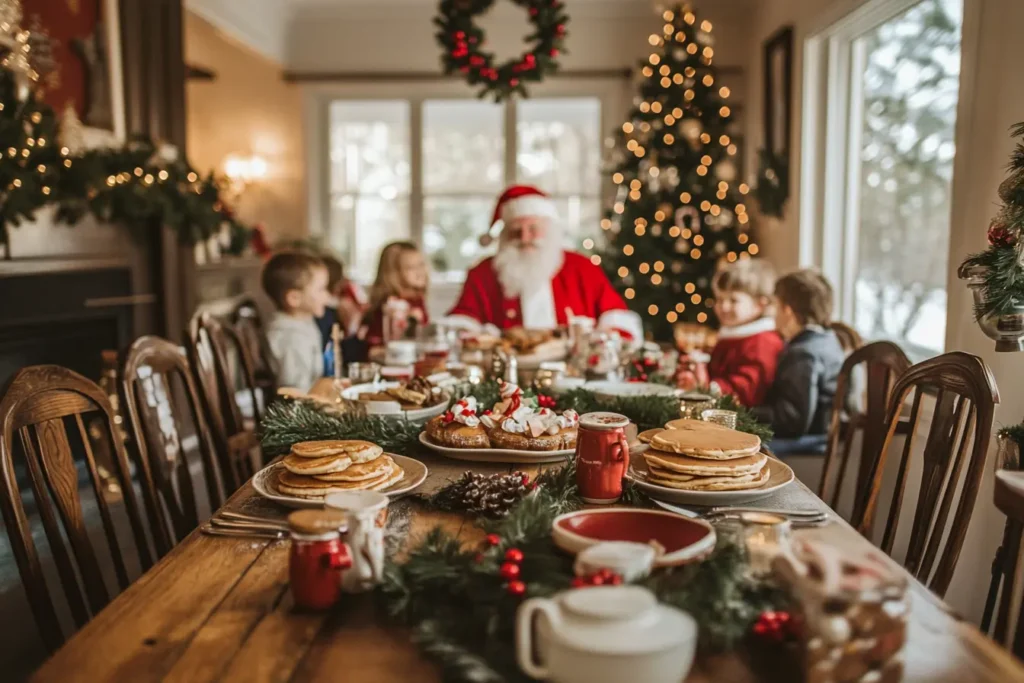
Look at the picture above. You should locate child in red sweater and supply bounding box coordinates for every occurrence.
[677,259,784,407]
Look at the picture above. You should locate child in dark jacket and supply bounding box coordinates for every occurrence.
[752,270,844,450]
[677,259,784,407]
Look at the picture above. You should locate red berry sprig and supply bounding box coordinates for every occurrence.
[752,610,799,642]
[485,533,501,547]
[537,394,557,409]
[570,568,623,588]
[501,547,527,597]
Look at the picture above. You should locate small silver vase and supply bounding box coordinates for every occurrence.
[958,263,1024,352]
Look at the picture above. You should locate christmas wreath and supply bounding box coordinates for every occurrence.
[435,0,569,102]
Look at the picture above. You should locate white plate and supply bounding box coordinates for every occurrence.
[252,453,429,509]
[584,381,680,399]
[418,431,573,464]
[627,456,795,506]
[341,382,448,422]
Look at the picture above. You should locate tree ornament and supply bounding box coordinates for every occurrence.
[679,118,703,143]
[715,160,737,182]
[435,0,569,102]
[988,219,1016,247]
[506,580,527,597]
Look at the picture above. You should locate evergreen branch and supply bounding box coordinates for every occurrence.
[259,399,422,456]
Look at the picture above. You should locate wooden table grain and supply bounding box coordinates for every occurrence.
[30,453,1024,683]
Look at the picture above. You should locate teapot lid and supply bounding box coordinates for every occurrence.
[552,586,696,655]
[562,585,655,620]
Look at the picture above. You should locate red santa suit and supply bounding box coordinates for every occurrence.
[443,185,643,342]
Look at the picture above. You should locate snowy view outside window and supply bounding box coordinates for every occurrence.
[853,0,962,356]
[326,98,602,283]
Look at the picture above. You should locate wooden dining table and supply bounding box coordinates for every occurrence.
[29,452,1024,683]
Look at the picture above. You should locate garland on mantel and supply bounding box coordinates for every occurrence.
[0,68,255,251]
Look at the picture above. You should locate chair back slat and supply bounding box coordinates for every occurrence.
[229,296,278,405]
[120,336,224,554]
[859,351,999,597]
[0,365,155,650]
[186,313,262,494]
[819,341,911,523]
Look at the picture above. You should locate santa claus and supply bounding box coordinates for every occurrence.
[443,185,643,342]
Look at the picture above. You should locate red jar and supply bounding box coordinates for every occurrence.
[575,412,632,504]
[288,510,351,611]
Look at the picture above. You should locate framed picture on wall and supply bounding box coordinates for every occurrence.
[28,0,126,148]
[763,26,793,159]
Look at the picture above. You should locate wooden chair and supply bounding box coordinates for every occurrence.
[0,365,155,651]
[228,296,278,414]
[818,341,911,525]
[858,351,1000,597]
[992,469,1024,658]
[186,312,263,494]
[119,336,223,555]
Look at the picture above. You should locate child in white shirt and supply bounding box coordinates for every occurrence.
[262,251,331,392]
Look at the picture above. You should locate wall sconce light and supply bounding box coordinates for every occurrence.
[222,153,268,198]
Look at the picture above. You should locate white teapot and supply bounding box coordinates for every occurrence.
[515,585,697,683]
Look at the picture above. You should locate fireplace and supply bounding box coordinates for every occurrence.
[0,262,135,387]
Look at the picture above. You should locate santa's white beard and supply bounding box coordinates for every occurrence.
[493,229,564,299]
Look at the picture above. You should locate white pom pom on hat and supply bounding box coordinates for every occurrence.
[478,184,558,247]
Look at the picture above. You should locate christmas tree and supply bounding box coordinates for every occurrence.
[591,4,758,341]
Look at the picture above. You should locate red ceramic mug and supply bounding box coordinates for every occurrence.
[575,412,632,504]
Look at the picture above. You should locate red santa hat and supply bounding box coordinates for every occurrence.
[479,185,559,247]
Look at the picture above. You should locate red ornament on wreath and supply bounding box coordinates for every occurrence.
[987,219,1016,247]
[436,0,569,102]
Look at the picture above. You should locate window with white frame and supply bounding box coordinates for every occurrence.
[325,97,602,283]
[802,0,963,357]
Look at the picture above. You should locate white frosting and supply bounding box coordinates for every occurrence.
[499,406,579,436]
[450,397,480,428]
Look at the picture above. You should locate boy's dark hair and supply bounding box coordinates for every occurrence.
[775,270,834,326]
[711,258,776,299]
[261,251,325,310]
[322,254,345,292]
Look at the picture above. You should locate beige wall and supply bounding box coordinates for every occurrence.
[185,12,306,242]
[745,0,1024,627]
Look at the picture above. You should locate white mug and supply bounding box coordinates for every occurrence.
[324,491,389,593]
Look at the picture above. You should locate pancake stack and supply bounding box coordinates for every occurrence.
[275,440,405,498]
[641,419,769,491]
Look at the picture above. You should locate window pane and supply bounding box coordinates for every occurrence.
[516,98,601,195]
[423,196,494,280]
[852,0,961,355]
[328,196,410,282]
[423,101,505,193]
[328,101,410,195]
[549,196,602,249]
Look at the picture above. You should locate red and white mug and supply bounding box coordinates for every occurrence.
[575,412,632,504]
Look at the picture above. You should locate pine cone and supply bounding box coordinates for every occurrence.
[431,470,531,518]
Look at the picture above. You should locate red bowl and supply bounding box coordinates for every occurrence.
[552,508,716,567]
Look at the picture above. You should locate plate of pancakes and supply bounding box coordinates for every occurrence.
[628,419,794,505]
[253,440,428,508]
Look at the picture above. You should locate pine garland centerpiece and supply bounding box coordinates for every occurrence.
[259,380,773,457]
[381,459,787,682]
